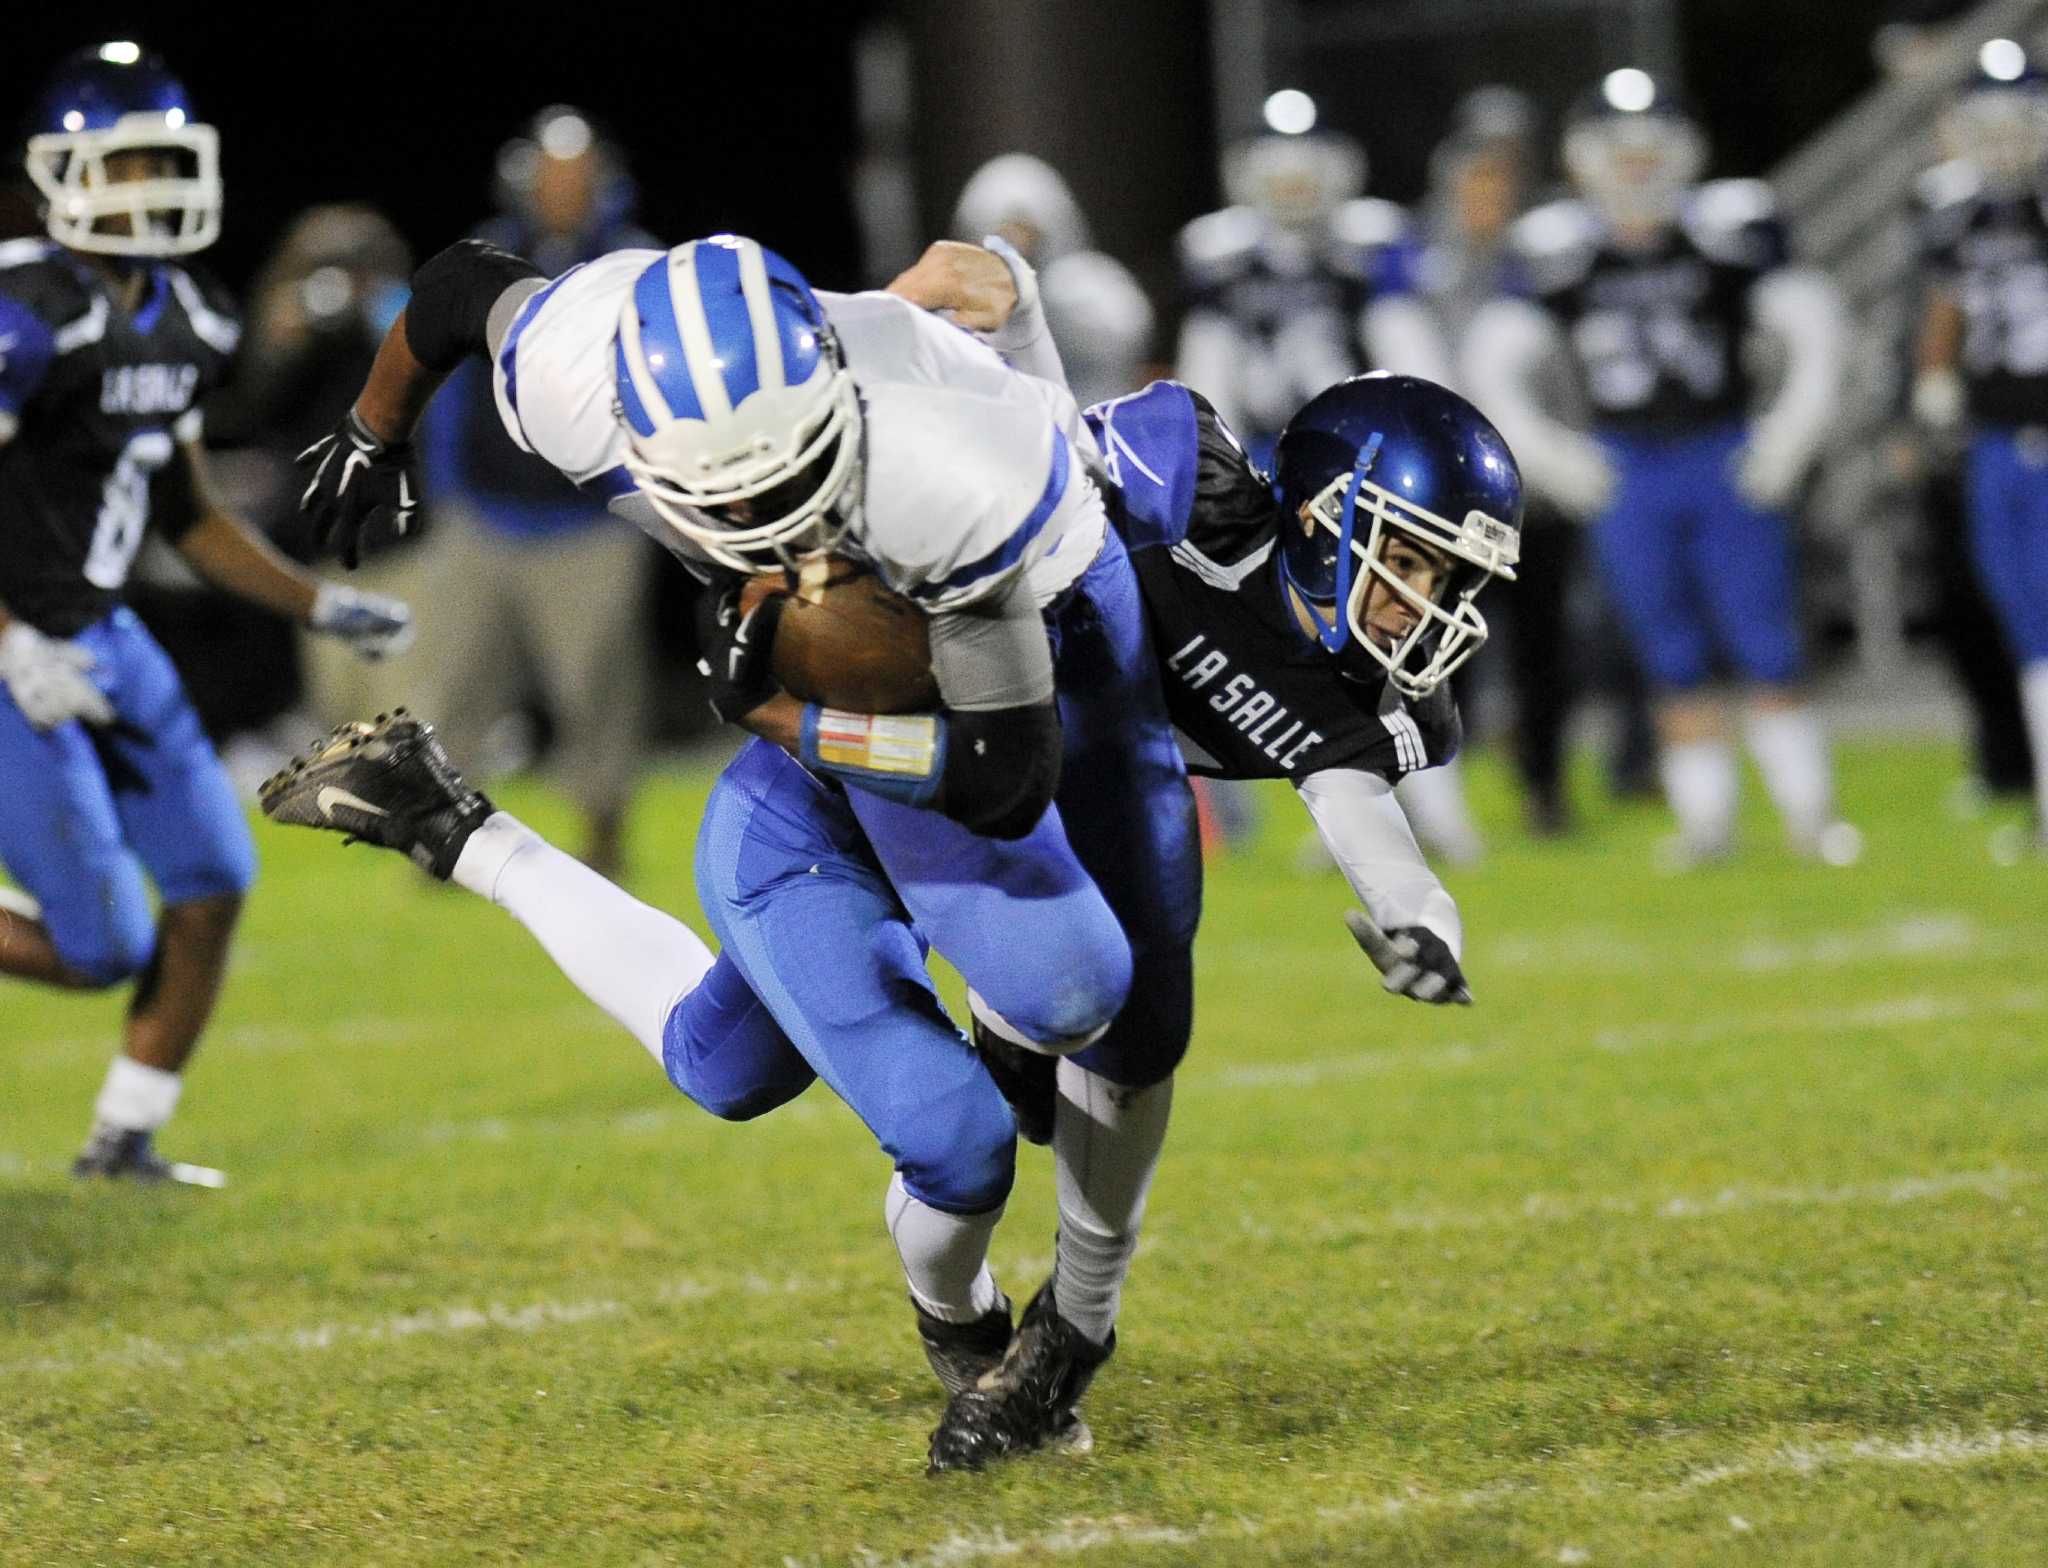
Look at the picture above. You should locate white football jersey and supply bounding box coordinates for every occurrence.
[491,250,1105,611]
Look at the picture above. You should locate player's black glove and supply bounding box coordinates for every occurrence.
[1344,910,1472,1005]
[296,410,419,570]
[693,583,786,723]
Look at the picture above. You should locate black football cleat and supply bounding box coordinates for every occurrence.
[926,1279,1113,1474]
[913,1294,1014,1397]
[71,1125,225,1188]
[259,709,492,880]
[970,1016,1057,1146]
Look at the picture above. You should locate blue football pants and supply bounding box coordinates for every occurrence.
[0,608,255,985]
[1591,425,1804,691]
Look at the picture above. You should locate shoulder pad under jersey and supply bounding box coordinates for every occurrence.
[0,239,93,329]
[1509,198,1600,295]
[1912,159,1988,257]
[1177,205,1265,289]
[1916,158,1985,217]
[1040,250,1155,346]
[1683,178,1787,269]
[1327,196,1413,274]
[1085,379,1201,551]
[160,261,243,358]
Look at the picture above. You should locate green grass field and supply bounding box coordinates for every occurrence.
[5,738,2045,1566]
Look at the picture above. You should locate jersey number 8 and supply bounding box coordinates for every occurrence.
[84,430,176,591]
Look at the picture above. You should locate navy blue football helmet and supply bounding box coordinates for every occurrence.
[1942,39,2048,191]
[1273,372,1521,697]
[1563,68,1705,230]
[23,42,220,257]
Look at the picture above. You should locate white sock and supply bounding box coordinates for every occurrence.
[2022,660,2048,832]
[1051,1065,1173,1345]
[885,1173,1003,1322]
[1744,704,1835,845]
[95,1055,181,1132]
[1659,738,1739,853]
[1393,761,1483,864]
[452,811,714,1062]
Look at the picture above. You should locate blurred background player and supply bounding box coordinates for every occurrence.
[1467,69,1855,868]
[1174,96,1482,860]
[951,152,1155,409]
[1409,87,1658,836]
[0,45,411,1182]
[409,106,660,876]
[1914,40,2048,855]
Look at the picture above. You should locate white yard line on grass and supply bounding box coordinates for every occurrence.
[1202,1040,1494,1089]
[2,1271,834,1379]
[1594,986,2047,1052]
[1487,912,2028,976]
[856,1427,2048,1567]
[1296,1168,2039,1243]
[8,1169,2027,1381]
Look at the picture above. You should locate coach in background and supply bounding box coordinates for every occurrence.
[1467,70,1856,869]
[408,106,657,876]
[1914,42,2048,855]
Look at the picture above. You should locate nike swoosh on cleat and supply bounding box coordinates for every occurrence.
[317,785,391,821]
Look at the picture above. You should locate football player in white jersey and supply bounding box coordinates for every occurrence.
[284,232,1202,1468]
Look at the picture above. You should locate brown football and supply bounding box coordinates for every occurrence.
[741,563,938,713]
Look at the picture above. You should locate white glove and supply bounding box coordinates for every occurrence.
[0,620,116,731]
[310,583,415,661]
[1734,421,1814,510]
[1544,433,1620,522]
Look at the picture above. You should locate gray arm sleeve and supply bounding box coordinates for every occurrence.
[928,575,1056,711]
[484,277,550,359]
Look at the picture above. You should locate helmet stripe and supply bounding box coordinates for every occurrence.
[613,332,655,437]
[689,238,761,408]
[631,254,703,422]
[735,240,786,391]
[759,246,824,387]
[667,245,734,420]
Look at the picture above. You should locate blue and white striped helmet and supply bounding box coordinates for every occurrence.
[614,235,861,572]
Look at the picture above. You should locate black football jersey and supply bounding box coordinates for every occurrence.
[1514,191,1779,433]
[1176,198,1409,443]
[1087,379,1461,783]
[0,238,239,636]
[1918,164,2048,427]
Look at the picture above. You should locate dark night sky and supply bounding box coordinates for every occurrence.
[2,1,1946,296]
[2,1,878,293]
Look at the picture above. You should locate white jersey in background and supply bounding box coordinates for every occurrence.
[487,248,1106,612]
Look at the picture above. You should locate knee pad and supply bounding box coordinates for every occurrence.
[1073,941,1195,1089]
[662,962,816,1122]
[889,1074,1017,1216]
[971,921,1133,1051]
[58,903,158,988]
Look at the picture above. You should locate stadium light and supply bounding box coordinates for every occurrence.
[1980,37,2028,82]
[1603,68,1658,113]
[539,111,594,160]
[1263,89,1317,136]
